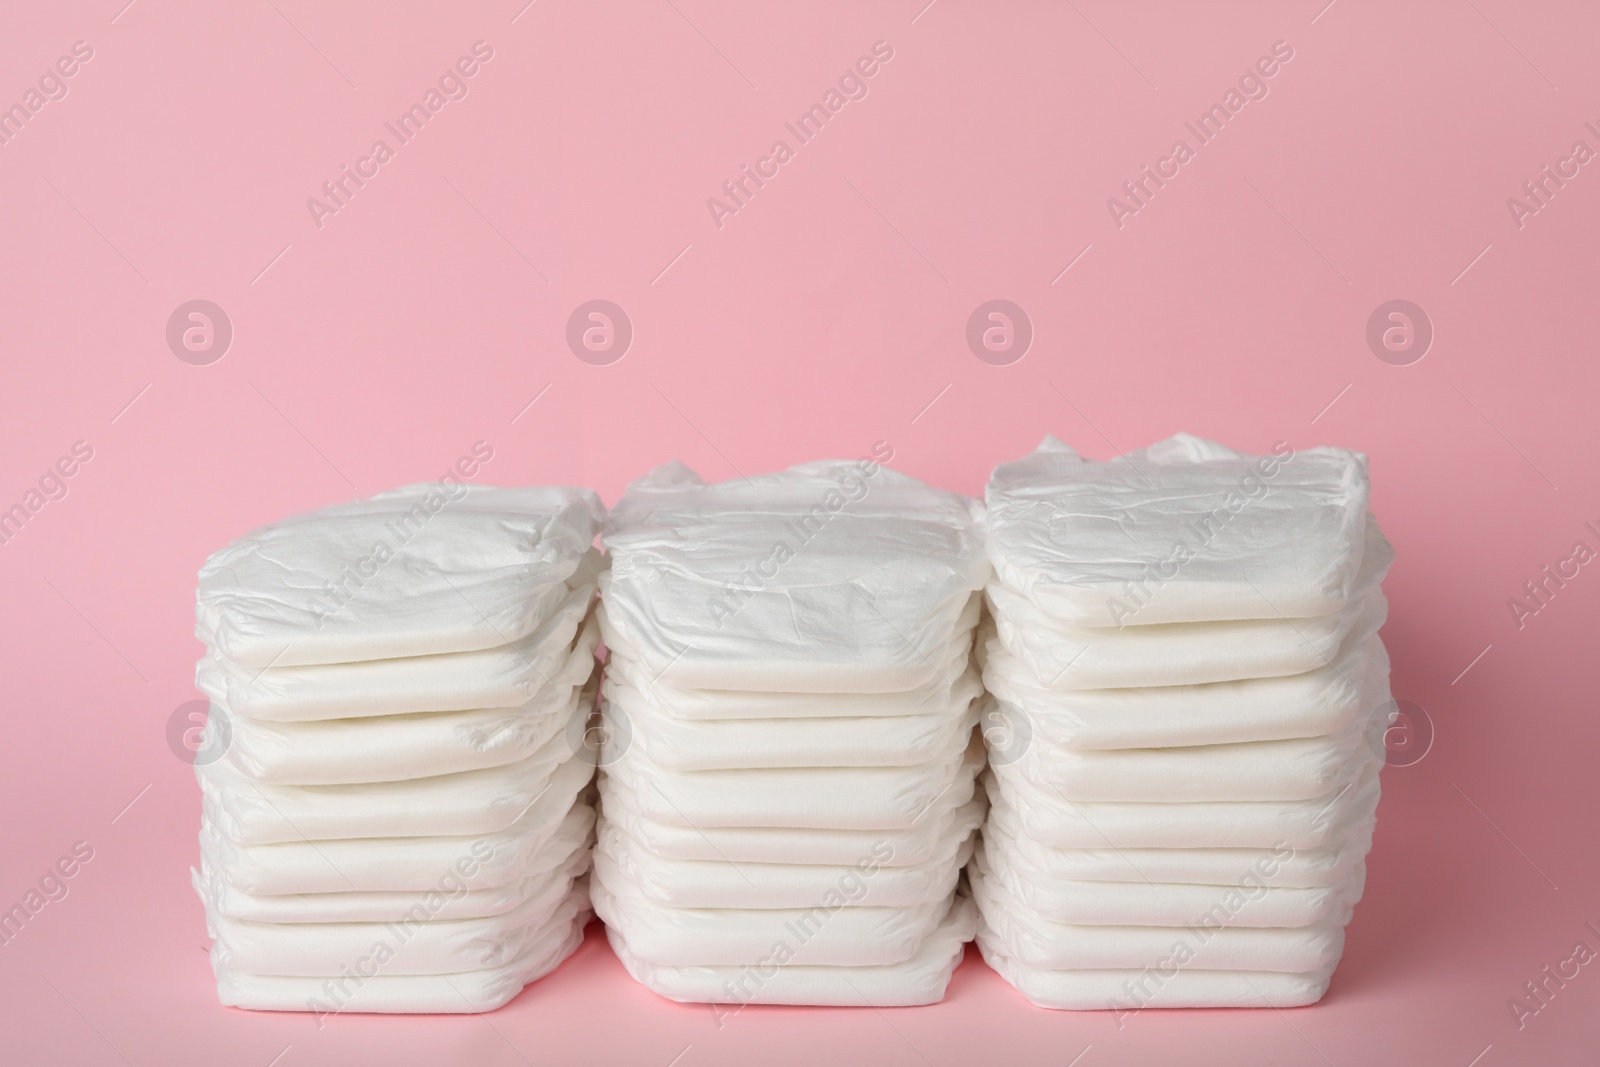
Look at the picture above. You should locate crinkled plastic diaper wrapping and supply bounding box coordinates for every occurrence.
[196,484,604,668]
[192,483,604,1014]
[196,584,600,722]
[975,435,1395,1013]
[595,459,991,1008]
[599,460,989,692]
[984,434,1371,627]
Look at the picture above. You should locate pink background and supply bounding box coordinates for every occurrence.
[2,0,1596,1063]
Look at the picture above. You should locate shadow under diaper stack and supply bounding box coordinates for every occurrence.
[592,459,990,1008]
[190,484,604,1013]
[974,435,1394,1010]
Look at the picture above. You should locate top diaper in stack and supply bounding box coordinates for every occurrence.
[190,483,605,1014]
[974,435,1393,1011]
[592,459,991,1010]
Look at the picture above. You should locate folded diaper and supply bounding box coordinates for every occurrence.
[1010,722,1371,803]
[196,803,594,923]
[596,823,976,910]
[198,591,599,722]
[986,804,1373,889]
[977,942,1337,1010]
[975,843,1364,929]
[615,697,980,771]
[199,764,595,896]
[211,884,592,1014]
[972,869,1346,972]
[984,435,1372,626]
[599,783,986,867]
[984,625,1387,751]
[600,461,988,692]
[209,848,591,976]
[199,718,586,845]
[602,632,980,720]
[197,485,603,667]
[592,878,951,967]
[987,540,1389,690]
[608,733,984,832]
[607,893,977,1007]
[226,665,597,786]
[987,756,1381,851]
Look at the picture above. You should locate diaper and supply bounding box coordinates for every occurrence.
[211,886,592,1013]
[197,484,602,667]
[591,878,950,968]
[607,893,977,1006]
[599,461,988,693]
[984,435,1372,626]
[198,592,599,722]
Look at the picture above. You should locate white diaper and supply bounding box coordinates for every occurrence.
[198,591,599,722]
[986,754,1381,850]
[209,849,591,976]
[1010,721,1371,803]
[986,804,1373,889]
[226,663,596,785]
[984,435,1372,626]
[595,822,975,910]
[602,633,979,721]
[591,878,950,968]
[194,804,594,924]
[614,696,980,771]
[977,941,1337,1010]
[604,736,983,831]
[197,484,603,667]
[199,717,590,845]
[974,842,1364,929]
[599,784,986,867]
[973,870,1346,973]
[984,625,1386,751]
[211,886,592,1013]
[599,460,988,693]
[607,893,977,1006]
[987,558,1388,690]
[199,767,593,895]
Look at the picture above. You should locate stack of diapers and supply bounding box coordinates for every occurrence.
[189,483,605,1015]
[591,458,991,1010]
[974,435,1394,1013]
